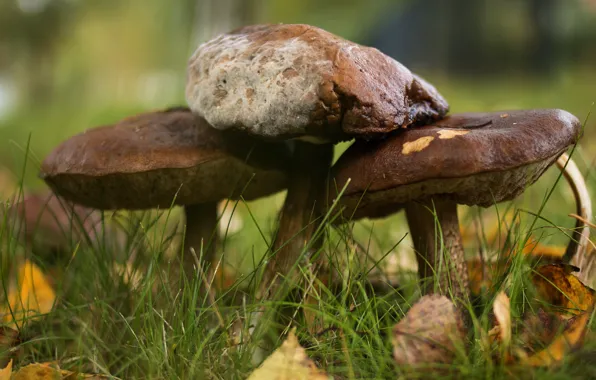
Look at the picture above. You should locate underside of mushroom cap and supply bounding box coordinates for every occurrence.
[186,23,449,143]
[332,109,581,219]
[40,107,291,210]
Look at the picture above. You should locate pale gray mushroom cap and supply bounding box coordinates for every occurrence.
[186,24,449,143]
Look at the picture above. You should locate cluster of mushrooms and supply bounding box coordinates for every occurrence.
[39,24,582,311]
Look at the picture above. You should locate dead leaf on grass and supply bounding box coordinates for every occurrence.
[0,260,56,328]
[247,328,329,380]
[2,362,109,379]
[531,264,595,316]
[520,310,592,367]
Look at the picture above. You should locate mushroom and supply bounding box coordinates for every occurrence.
[2,191,105,255]
[331,109,582,302]
[39,106,291,283]
[185,23,449,299]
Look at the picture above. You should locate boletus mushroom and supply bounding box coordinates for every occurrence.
[39,106,290,284]
[332,109,582,302]
[3,191,105,255]
[185,23,449,300]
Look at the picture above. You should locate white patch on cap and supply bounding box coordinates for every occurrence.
[437,129,469,139]
[402,136,434,155]
[185,33,335,138]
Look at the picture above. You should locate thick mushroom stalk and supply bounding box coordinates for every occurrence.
[406,199,469,302]
[258,142,333,299]
[182,202,218,282]
[331,110,582,305]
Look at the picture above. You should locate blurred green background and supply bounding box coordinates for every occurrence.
[0,0,595,271]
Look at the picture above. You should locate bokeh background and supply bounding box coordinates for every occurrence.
[0,0,595,273]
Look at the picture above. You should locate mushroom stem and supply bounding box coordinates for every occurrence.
[405,198,470,303]
[259,141,333,300]
[182,202,218,283]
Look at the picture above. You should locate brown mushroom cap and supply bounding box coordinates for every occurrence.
[332,109,581,219]
[39,107,290,210]
[186,23,449,143]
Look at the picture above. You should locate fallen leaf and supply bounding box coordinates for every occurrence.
[521,311,591,367]
[0,360,12,380]
[492,292,511,349]
[247,328,329,380]
[392,295,466,366]
[0,260,56,328]
[531,264,595,316]
[9,362,109,379]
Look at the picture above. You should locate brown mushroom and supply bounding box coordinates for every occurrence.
[332,109,581,302]
[185,23,449,300]
[2,191,104,255]
[39,106,290,284]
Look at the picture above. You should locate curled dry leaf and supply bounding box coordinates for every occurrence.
[392,295,466,366]
[0,260,56,329]
[531,264,595,316]
[247,328,329,380]
[492,292,512,349]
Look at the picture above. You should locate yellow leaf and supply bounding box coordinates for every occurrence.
[11,363,57,380]
[522,311,591,367]
[0,360,12,380]
[532,264,595,316]
[247,328,329,380]
[1,260,56,328]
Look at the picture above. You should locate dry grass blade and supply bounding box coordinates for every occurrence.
[555,153,593,283]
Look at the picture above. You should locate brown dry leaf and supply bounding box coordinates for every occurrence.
[531,264,595,316]
[0,360,12,380]
[247,328,329,380]
[0,260,56,328]
[392,295,466,366]
[520,311,591,367]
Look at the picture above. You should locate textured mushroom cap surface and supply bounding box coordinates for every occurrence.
[332,109,581,219]
[186,23,449,142]
[40,107,290,210]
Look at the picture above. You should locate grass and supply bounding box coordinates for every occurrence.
[0,157,595,379]
[0,74,595,379]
